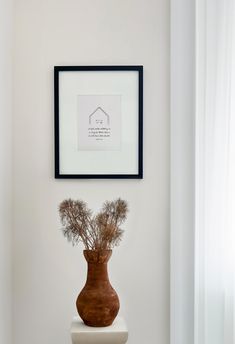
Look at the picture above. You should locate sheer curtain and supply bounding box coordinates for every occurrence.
[195,0,235,343]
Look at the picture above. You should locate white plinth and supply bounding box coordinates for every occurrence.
[71,316,128,344]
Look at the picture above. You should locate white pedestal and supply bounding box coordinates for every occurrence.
[71,316,128,344]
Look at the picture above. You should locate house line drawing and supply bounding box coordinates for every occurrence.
[89,106,110,125]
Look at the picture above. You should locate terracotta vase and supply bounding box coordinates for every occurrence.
[76,249,120,327]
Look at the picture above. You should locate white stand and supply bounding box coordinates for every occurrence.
[71,316,128,344]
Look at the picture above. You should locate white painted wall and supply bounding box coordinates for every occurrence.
[0,1,13,344]
[13,1,170,344]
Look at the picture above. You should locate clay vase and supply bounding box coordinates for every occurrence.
[76,249,120,327]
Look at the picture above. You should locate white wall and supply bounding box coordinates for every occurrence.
[13,1,170,344]
[0,1,13,344]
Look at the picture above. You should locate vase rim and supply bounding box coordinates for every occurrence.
[83,249,112,252]
[83,249,112,263]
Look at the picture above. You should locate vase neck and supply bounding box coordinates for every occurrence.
[86,262,109,284]
[83,250,112,285]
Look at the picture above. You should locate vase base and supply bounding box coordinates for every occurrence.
[83,320,114,327]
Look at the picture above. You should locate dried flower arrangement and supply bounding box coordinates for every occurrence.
[59,198,128,250]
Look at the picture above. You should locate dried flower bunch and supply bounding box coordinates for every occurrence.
[59,198,128,250]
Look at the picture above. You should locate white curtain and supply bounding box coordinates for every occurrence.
[195,0,235,343]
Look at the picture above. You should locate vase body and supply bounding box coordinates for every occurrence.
[76,250,120,327]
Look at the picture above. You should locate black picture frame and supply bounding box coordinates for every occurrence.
[54,65,143,179]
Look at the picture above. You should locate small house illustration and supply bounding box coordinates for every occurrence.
[89,106,110,126]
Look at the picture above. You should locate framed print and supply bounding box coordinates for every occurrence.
[54,66,143,179]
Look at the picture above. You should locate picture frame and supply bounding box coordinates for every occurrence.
[54,66,143,179]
